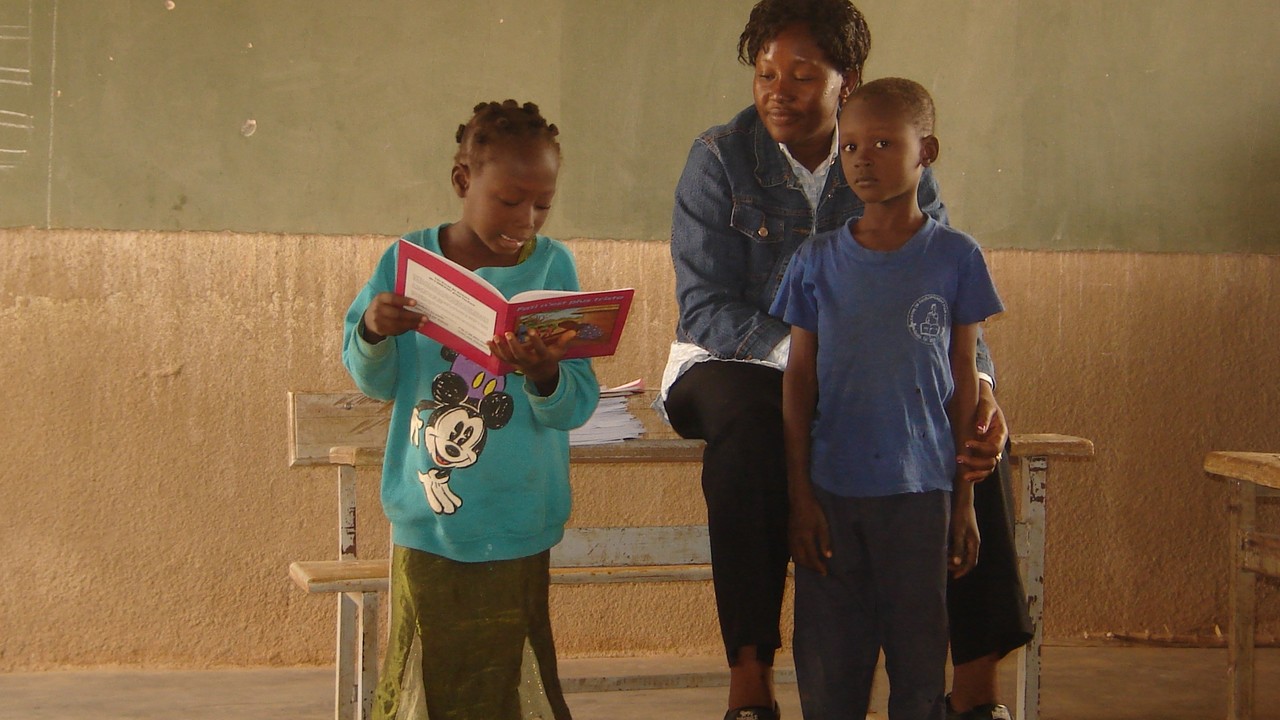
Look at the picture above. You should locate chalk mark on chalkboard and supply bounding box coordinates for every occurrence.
[0,67,31,86]
[0,2,33,175]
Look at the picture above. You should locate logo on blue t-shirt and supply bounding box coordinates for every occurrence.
[908,294,948,345]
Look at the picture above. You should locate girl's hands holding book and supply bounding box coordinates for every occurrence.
[489,327,577,396]
[361,293,429,343]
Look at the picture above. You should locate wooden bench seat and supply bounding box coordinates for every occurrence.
[290,525,715,595]
[288,391,1092,720]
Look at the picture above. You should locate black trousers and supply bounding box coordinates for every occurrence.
[665,360,1032,667]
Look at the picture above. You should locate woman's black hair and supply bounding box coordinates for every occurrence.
[737,0,871,79]
[454,99,561,167]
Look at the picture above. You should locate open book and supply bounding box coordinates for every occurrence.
[395,239,635,374]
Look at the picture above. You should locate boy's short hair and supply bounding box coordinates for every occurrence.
[737,0,871,79]
[454,99,561,168]
[848,77,936,135]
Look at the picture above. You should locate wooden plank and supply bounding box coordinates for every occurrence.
[1009,434,1094,459]
[290,558,718,594]
[552,526,710,567]
[335,593,359,720]
[291,560,389,594]
[1015,455,1048,720]
[325,440,708,468]
[1228,479,1257,720]
[293,526,716,594]
[571,439,704,463]
[1242,530,1280,578]
[330,446,385,468]
[357,592,379,720]
[551,565,713,584]
[328,433,1094,468]
[289,391,391,467]
[1206,452,1280,492]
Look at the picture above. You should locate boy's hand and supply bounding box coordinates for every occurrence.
[789,490,832,575]
[488,328,577,394]
[949,494,980,578]
[361,293,428,343]
[956,388,1008,483]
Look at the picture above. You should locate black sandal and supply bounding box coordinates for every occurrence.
[724,701,781,720]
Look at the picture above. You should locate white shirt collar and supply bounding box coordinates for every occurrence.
[777,131,839,210]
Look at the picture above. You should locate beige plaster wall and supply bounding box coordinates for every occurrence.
[2,228,1277,670]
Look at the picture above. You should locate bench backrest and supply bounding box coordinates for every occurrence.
[288,391,712,571]
[288,391,390,467]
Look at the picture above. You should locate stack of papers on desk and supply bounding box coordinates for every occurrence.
[569,379,646,446]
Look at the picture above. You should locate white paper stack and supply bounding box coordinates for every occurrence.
[569,379,647,446]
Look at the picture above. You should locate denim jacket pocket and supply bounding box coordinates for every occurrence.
[730,203,786,245]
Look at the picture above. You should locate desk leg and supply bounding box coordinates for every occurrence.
[1228,479,1256,720]
[335,465,361,720]
[1016,455,1047,720]
[359,591,380,720]
[337,592,359,720]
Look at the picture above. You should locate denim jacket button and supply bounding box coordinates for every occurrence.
[758,226,769,238]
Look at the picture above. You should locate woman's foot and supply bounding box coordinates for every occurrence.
[724,701,781,720]
[946,694,1012,720]
[726,645,776,717]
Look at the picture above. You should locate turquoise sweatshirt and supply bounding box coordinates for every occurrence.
[342,226,599,562]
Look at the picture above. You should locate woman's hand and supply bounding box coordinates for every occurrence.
[956,381,1009,483]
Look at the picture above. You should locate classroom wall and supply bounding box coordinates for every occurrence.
[2,229,1278,670]
[3,0,1279,670]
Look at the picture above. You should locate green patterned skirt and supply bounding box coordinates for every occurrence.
[373,545,573,720]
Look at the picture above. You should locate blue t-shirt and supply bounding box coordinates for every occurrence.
[770,217,1004,497]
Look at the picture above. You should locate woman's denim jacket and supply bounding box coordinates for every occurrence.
[670,104,994,376]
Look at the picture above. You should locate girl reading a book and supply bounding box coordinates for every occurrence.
[342,99,597,720]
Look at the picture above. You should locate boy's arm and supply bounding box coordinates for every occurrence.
[948,322,982,578]
[782,325,831,575]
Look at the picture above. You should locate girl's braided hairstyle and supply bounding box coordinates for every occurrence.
[454,99,561,168]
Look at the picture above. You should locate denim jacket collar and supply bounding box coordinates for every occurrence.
[752,114,795,190]
[750,109,845,198]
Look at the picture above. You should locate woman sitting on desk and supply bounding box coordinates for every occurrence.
[659,1,1032,718]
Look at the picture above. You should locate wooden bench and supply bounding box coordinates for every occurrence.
[288,390,1092,720]
[1204,451,1280,720]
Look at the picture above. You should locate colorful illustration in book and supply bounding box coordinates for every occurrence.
[514,304,623,348]
[407,349,514,515]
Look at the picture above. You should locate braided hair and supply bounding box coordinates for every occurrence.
[454,99,561,169]
[737,0,871,81]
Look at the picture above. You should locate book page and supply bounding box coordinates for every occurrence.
[402,255,498,355]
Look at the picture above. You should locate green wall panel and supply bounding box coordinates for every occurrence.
[3,0,1278,252]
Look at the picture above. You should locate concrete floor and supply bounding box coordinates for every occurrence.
[2,646,1278,720]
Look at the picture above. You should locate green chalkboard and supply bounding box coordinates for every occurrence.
[3,0,1279,252]
[2,0,753,239]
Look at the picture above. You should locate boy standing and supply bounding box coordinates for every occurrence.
[771,78,1004,720]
